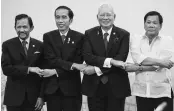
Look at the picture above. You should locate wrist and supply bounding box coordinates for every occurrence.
[110,59,114,65]
[72,63,76,70]
[138,65,143,71]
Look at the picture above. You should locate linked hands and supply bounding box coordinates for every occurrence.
[72,63,96,75]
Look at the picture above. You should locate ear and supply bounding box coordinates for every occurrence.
[114,14,116,19]
[70,19,73,24]
[30,26,34,32]
[97,14,99,19]
[160,24,162,30]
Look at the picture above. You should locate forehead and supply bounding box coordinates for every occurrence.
[16,18,29,26]
[55,8,69,16]
[146,15,159,22]
[98,4,114,14]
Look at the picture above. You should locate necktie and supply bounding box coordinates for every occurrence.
[22,40,28,56]
[61,35,66,44]
[101,32,109,84]
[103,32,109,51]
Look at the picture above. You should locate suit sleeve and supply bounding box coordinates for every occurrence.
[83,31,130,74]
[1,42,28,77]
[43,33,73,71]
[83,31,106,67]
[112,32,130,62]
[72,34,84,64]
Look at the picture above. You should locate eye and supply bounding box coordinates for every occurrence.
[99,14,105,17]
[23,26,28,28]
[62,15,67,19]
[55,16,60,19]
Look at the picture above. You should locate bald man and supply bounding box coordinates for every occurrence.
[82,3,130,111]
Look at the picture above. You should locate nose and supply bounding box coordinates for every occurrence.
[19,27,25,32]
[149,23,155,28]
[57,18,63,23]
[103,14,108,19]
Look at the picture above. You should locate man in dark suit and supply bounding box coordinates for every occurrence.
[1,14,44,111]
[42,6,86,111]
[82,3,131,111]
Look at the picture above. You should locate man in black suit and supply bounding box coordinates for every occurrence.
[1,14,44,111]
[42,6,86,111]
[82,3,131,111]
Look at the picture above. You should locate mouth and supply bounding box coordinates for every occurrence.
[58,24,65,27]
[19,32,27,37]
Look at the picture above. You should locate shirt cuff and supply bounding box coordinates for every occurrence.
[103,58,112,68]
[94,66,103,76]
[54,69,58,77]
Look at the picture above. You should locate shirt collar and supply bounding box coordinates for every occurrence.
[19,37,30,44]
[101,27,113,36]
[59,29,69,36]
[143,34,161,40]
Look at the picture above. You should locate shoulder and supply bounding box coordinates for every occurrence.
[31,38,42,45]
[71,29,84,37]
[114,26,130,35]
[44,29,58,36]
[43,29,58,41]
[85,26,100,34]
[2,37,18,47]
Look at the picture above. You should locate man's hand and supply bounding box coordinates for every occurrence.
[159,59,174,69]
[41,69,57,77]
[110,59,125,69]
[28,67,43,75]
[72,63,87,71]
[35,97,44,110]
[125,63,139,72]
[81,66,95,75]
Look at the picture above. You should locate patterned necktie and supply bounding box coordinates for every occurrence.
[22,40,28,56]
[103,32,109,51]
[61,35,66,44]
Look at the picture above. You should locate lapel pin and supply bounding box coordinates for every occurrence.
[114,37,119,42]
[97,31,99,35]
[113,32,116,35]
[72,41,74,44]
[67,38,70,43]
[33,45,35,47]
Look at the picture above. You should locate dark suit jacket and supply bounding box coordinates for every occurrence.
[1,37,44,106]
[43,29,84,97]
[82,25,131,98]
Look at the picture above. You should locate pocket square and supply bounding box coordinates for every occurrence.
[34,51,40,54]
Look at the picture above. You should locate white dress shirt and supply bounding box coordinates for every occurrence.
[19,37,30,49]
[130,34,174,98]
[94,27,114,76]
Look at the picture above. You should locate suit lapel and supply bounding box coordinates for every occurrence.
[64,29,72,45]
[96,27,106,56]
[15,37,27,58]
[107,26,119,53]
[53,30,63,45]
[27,38,35,57]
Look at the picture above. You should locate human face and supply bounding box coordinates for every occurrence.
[144,15,162,37]
[97,5,115,30]
[55,8,72,33]
[15,18,33,40]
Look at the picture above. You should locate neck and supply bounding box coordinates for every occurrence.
[59,28,69,35]
[101,26,112,32]
[145,32,158,45]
